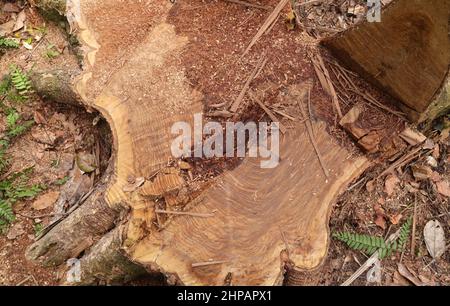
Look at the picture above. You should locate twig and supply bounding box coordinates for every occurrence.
[16,276,32,286]
[249,92,287,134]
[242,0,289,56]
[297,90,329,178]
[155,209,215,218]
[341,230,400,286]
[230,54,267,112]
[223,0,271,10]
[411,193,418,258]
[311,53,343,118]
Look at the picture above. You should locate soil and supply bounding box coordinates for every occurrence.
[0,0,448,285]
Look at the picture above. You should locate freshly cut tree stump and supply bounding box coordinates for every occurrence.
[27,0,370,285]
[323,0,450,123]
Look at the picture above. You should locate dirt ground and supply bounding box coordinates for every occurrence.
[0,0,448,285]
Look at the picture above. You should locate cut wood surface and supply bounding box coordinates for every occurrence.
[323,0,450,122]
[27,0,371,285]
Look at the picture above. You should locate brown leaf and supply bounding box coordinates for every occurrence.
[32,191,60,210]
[384,174,400,196]
[397,263,425,286]
[2,3,21,13]
[0,20,15,36]
[6,223,25,240]
[12,10,26,32]
[366,180,375,193]
[389,213,402,225]
[436,181,450,197]
[374,203,386,229]
[33,111,47,125]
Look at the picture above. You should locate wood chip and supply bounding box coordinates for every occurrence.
[399,127,427,146]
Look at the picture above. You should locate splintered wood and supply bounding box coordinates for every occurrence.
[311,53,343,118]
[249,91,287,134]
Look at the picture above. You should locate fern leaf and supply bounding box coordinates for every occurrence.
[398,217,412,250]
[0,38,19,49]
[0,200,15,224]
[333,232,394,258]
[9,65,33,97]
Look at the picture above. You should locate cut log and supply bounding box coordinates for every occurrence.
[323,0,450,124]
[26,188,121,266]
[26,0,374,285]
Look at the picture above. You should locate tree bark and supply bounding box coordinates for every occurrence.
[25,189,121,267]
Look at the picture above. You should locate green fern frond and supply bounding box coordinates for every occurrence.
[9,65,33,97]
[0,200,15,224]
[398,217,412,250]
[333,232,397,259]
[0,38,19,49]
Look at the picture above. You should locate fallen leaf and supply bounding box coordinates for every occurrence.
[12,10,26,32]
[384,174,400,196]
[436,181,450,197]
[2,3,21,13]
[389,213,402,225]
[76,152,97,173]
[33,111,47,125]
[392,270,411,286]
[374,203,387,229]
[32,191,60,210]
[423,220,446,259]
[0,20,15,36]
[430,171,442,183]
[366,258,381,283]
[7,223,25,240]
[366,180,375,193]
[397,263,424,286]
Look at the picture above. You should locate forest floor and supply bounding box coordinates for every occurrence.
[0,0,448,286]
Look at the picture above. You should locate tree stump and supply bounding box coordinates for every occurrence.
[323,0,450,124]
[26,0,373,285]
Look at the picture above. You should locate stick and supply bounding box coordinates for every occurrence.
[230,54,267,112]
[242,0,289,56]
[411,193,417,258]
[249,92,287,134]
[155,209,215,218]
[297,91,329,178]
[223,0,271,10]
[341,230,400,286]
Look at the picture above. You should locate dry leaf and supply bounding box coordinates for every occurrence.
[389,213,402,225]
[33,111,47,125]
[411,165,432,181]
[366,258,381,283]
[436,181,450,197]
[397,263,424,286]
[384,174,400,196]
[423,220,446,259]
[366,180,375,193]
[7,223,25,240]
[32,191,60,210]
[76,152,97,173]
[12,10,26,32]
[2,3,21,13]
[374,203,386,229]
[0,20,15,36]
